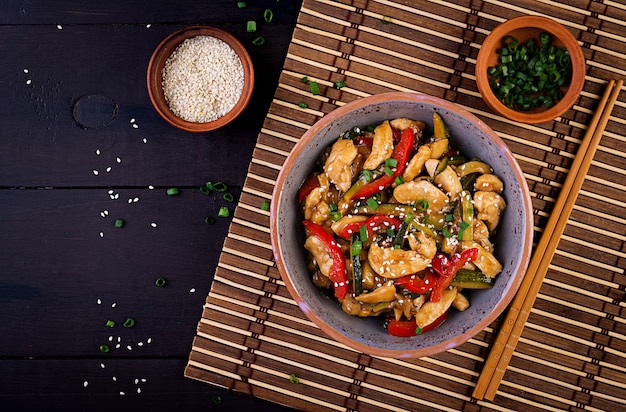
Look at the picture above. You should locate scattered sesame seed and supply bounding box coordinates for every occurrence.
[99,232,104,238]
[146,24,152,28]
[115,344,121,349]
[95,149,101,155]
[108,336,113,342]
[141,378,147,383]
[133,197,139,203]
[116,157,121,163]
[137,388,142,394]
[127,345,132,351]
[24,68,29,73]
[114,193,119,199]
[106,167,112,173]
[93,170,99,175]
[83,381,88,387]
[150,222,157,228]
[147,338,152,344]
[137,342,144,346]
[189,288,196,293]
[130,118,135,123]
[142,138,148,144]
[111,302,117,308]
[148,185,154,189]
[135,379,139,384]
[120,391,125,396]
[26,79,32,85]
[97,299,102,305]
[132,124,138,129]
[100,363,105,369]
[57,24,62,30]
[113,376,117,381]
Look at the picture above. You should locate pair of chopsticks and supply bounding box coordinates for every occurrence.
[473,78,624,401]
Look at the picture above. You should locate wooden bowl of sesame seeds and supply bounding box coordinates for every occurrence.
[147,25,254,132]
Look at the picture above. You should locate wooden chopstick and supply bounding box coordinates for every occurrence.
[473,78,624,401]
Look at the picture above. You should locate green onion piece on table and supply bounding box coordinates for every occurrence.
[123,318,135,328]
[155,277,167,287]
[114,219,125,228]
[218,207,230,218]
[263,9,274,23]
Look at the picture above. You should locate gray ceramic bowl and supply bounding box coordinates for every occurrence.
[270,92,533,358]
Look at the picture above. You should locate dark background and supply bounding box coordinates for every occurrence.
[0,1,302,410]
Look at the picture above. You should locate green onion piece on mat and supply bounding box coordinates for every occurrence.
[211,395,223,405]
[309,81,321,95]
[114,219,125,228]
[212,182,227,192]
[335,80,346,88]
[246,21,256,32]
[99,344,110,353]
[218,207,230,218]
[166,187,180,196]
[204,216,216,224]
[236,2,246,8]
[288,373,300,384]
[261,200,270,211]
[105,320,116,328]
[155,277,167,287]
[123,318,135,328]
[223,192,234,202]
[263,9,274,23]
[298,102,308,108]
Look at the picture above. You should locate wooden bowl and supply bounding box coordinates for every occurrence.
[146,26,254,132]
[475,16,585,124]
[270,92,534,358]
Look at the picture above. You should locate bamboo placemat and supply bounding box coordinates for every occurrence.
[185,1,626,410]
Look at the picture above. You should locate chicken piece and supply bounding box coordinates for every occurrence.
[355,281,396,303]
[402,145,432,181]
[304,186,329,225]
[408,231,437,262]
[324,138,357,193]
[434,165,463,200]
[414,287,457,328]
[390,117,426,132]
[427,138,449,159]
[368,243,431,279]
[473,191,506,232]
[463,241,503,278]
[393,180,449,213]
[474,174,504,194]
[452,292,470,311]
[472,219,493,251]
[304,235,333,277]
[341,295,375,317]
[363,120,393,170]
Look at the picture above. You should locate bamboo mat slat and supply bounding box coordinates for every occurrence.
[185,1,626,410]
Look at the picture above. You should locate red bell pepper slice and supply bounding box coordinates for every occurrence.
[387,312,448,337]
[354,136,373,146]
[395,268,438,294]
[336,214,403,240]
[348,127,415,200]
[302,219,348,300]
[298,174,320,203]
[430,248,479,302]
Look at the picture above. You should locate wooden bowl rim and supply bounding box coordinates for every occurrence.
[146,25,254,133]
[476,16,586,124]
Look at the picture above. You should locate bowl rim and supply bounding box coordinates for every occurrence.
[146,25,254,133]
[270,91,534,358]
[475,15,586,124]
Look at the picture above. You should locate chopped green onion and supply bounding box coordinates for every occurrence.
[298,102,308,108]
[261,200,270,211]
[335,80,346,88]
[114,219,125,228]
[442,226,453,238]
[415,326,423,335]
[445,213,455,222]
[252,36,266,46]
[106,320,116,328]
[330,211,342,222]
[211,395,223,405]
[223,192,234,202]
[385,158,398,168]
[362,169,372,182]
[99,344,110,353]
[394,175,404,186]
[246,21,257,32]
[359,225,368,242]
[384,166,394,176]
[218,206,230,218]
[366,197,379,210]
[263,9,274,23]
[289,374,300,384]
[155,277,167,287]
[200,185,211,195]
[236,1,246,8]
[381,16,392,24]
[204,216,216,224]
[166,187,180,196]
[301,76,309,83]
[329,203,338,212]
[123,318,135,328]
[309,81,321,95]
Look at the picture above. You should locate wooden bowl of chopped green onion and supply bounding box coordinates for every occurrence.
[475,16,585,124]
[147,25,254,132]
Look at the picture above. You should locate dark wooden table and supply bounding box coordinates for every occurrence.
[0,1,301,410]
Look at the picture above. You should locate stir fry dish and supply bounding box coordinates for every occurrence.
[298,114,506,337]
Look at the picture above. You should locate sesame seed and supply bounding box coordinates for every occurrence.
[137,342,144,346]
[135,379,139,384]
[26,79,32,85]
[97,299,102,305]
[133,197,139,203]
[113,376,117,381]
[99,232,104,238]
[189,288,196,293]
[137,388,142,394]
[130,118,135,123]
[147,338,152,343]
[127,345,132,351]
[106,167,112,173]
[146,24,152,28]
[150,222,157,228]
[83,381,88,388]
[142,138,148,144]
[116,157,121,163]
[57,24,62,30]
[108,336,113,342]
[95,149,101,155]
[115,344,121,349]
[100,363,105,369]
[148,185,154,189]
[112,302,116,308]
[132,123,138,129]
[141,378,147,382]
[93,170,99,175]
[24,68,29,73]
[120,391,125,396]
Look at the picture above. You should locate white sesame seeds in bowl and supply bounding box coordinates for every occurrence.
[147,26,254,132]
